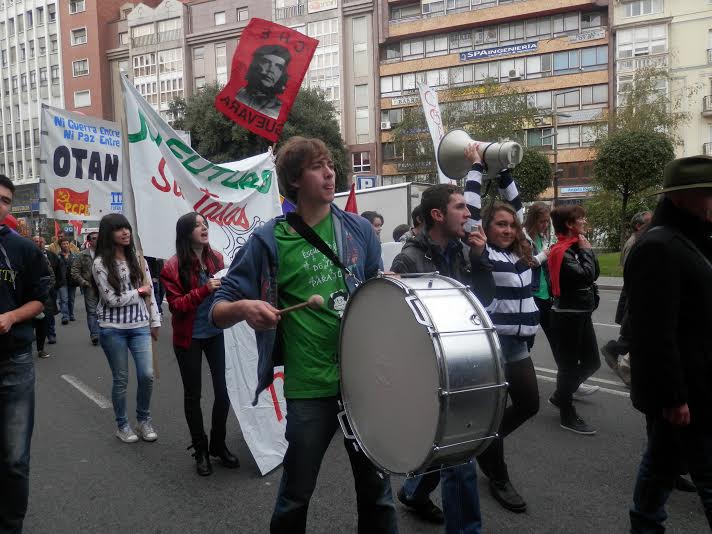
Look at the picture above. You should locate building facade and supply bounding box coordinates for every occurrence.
[376,0,611,202]
[612,0,712,158]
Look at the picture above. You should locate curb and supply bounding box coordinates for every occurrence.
[598,284,623,291]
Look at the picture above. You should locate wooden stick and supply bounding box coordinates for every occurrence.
[276,294,324,316]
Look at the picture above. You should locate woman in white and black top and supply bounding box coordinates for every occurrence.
[464,143,540,515]
[93,213,161,444]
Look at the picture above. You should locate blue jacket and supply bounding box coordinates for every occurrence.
[210,204,383,405]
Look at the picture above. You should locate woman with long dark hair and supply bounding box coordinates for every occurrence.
[160,212,239,476]
[92,213,161,443]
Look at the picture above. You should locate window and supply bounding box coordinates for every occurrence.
[425,35,448,57]
[24,130,30,146]
[555,89,579,109]
[1,50,5,67]
[11,76,17,94]
[71,28,87,45]
[193,46,204,61]
[36,7,44,26]
[215,43,227,84]
[51,65,59,82]
[194,76,205,90]
[624,0,664,18]
[352,17,368,77]
[73,59,89,76]
[554,50,579,73]
[380,108,403,126]
[133,52,157,78]
[617,25,666,58]
[157,18,181,33]
[402,38,424,59]
[69,0,85,14]
[499,22,524,44]
[26,10,33,28]
[450,65,473,85]
[581,12,605,29]
[74,90,91,108]
[352,152,371,173]
[354,84,369,144]
[422,0,445,15]
[8,18,14,36]
[238,8,248,21]
[390,4,420,21]
[580,84,608,105]
[17,14,23,34]
[158,48,182,74]
[214,11,226,25]
[30,71,36,88]
[48,3,57,23]
[527,128,553,148]
[381,43,400,61]
[9,47,14,64]
[119,32,128,45]
[38,37,46,56]
[553,13,579,34]
[449,30,473,51]
[51,35,58,52]
[557,125,580,148]
[28,40,34,59]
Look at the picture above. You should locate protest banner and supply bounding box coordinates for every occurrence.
[121,74,286,475]
[39,105,123,220]
[214,18,318,142]
[418,82,450,184]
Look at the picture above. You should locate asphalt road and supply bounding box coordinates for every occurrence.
[22,289,709,533]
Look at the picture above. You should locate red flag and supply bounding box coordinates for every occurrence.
[70,220,83,236]
[344,183,358,214]
[214,18,319,143]
[2,214,18,230]
[54,221,60,239]
[53,188,90,216]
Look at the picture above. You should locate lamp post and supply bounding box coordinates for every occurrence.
[541,88,579,205]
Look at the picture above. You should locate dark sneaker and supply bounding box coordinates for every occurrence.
[47,335,57,344]
[560,409,596,435]
[397,487,444,524]
[91,337,99,346]
[37,350,50,359]
[548,393,560,409]
[70,317,76,322]
[61,318,69,325]
[675,475,696,493]
[601,341,620,371]
[489,479,527,513]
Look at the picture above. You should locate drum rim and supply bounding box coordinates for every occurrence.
[338,273,508,475]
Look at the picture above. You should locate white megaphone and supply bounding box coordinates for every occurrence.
[437,129,524,180]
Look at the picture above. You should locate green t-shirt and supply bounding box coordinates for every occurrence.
[533,234,550,301]
[275,214,349,399]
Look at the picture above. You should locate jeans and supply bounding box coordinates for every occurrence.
[99,326,153,429]
[270,397,398,534]
[402,463,481,534]
[630,417,712,533]
[174,335,230,445]
[58,285,76,321]
[33,316,49,353]
[0,350,35,533]
[152,281,165,312]
[551,311,601,407]
[81,287,99,340]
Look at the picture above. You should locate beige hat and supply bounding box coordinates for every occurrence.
[658,155,712,194]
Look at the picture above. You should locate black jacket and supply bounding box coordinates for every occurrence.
[391,232,495,304]
[624,198,712,426]
[552,245,599,312]
[0,227,50,357]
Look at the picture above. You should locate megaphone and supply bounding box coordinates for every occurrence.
[437,129,524,180]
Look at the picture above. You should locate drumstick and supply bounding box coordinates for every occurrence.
[276,294,324,316]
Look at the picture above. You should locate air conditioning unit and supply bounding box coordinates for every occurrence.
[508,69,522,81]
[380,121,392,130]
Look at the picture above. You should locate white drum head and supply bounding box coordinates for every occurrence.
[340,277,440,474]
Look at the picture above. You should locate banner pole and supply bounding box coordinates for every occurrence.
[119,74,159,379]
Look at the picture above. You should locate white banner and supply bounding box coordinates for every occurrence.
[418,82,449,184]
[121,75,286,475]
[40,105,123,220]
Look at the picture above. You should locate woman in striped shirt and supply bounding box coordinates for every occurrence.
[464,143,540,515]
[93,213,161,444]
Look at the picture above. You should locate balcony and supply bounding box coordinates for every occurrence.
[703,96,712,118]
[704,143,712,156]
[617,53,667,74]
[275,2,305,20]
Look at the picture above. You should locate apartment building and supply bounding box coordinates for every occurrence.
[612,0,712,158]
[377,0,612,203]
[275,0,380,185]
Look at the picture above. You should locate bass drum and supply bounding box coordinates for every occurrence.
[338,273,507,476]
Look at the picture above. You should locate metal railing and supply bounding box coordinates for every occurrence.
[158,29,182,43]
[617,53,668,73]
[704,143,712,156]
[708,49,712,65]
[275,2,305,20]
[704,96,712,114]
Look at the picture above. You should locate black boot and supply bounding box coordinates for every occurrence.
[187,438,212,476]
[209,440,240,469]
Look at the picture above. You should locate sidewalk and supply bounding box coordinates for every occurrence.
[598,276,623,291]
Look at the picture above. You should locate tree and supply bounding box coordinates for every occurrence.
[389,78,549,200]
[593,130,674,248]
[168,83,350,193]
[584,190,656,250]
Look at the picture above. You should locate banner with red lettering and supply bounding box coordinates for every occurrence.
[121,74,282,261]
[40,105,123,220]
[418,82,450,184]
[214,18,318,143]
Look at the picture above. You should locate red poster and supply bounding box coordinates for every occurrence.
[214,18,319,143]
[53,188,90,216]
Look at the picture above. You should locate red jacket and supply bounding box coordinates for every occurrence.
[160,249,225,350]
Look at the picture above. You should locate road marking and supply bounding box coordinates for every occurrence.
[61,374,111,409]
[593,322,618,328]
[536,375,630,398]
[534,366,627,388]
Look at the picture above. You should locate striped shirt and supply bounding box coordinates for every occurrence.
[92,257,161,329]
[465,165,538,338]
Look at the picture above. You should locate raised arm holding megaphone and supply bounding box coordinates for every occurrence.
[437,129,523,180]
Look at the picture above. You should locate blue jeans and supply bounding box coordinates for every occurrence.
[58,285,76,321]
[270,397,398,534]
[630,416,712,533]
[402,463,481,534]
[99,326,153,429]
[0,350,35,533]
[82,288,99,339]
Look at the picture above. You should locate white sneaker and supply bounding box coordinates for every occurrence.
[135,420,158,442]
[116,425,139,443]
[573,383,600,398]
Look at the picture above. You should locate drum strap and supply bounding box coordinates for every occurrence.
[286,212,358,282]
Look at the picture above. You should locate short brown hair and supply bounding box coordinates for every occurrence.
[276,137,332,202]
[551,204,586,235]
[421,183,463,229]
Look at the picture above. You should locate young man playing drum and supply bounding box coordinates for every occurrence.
[210,137,398,534]
[391,151,491,533]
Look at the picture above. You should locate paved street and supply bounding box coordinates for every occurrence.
[23,287,708,533]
